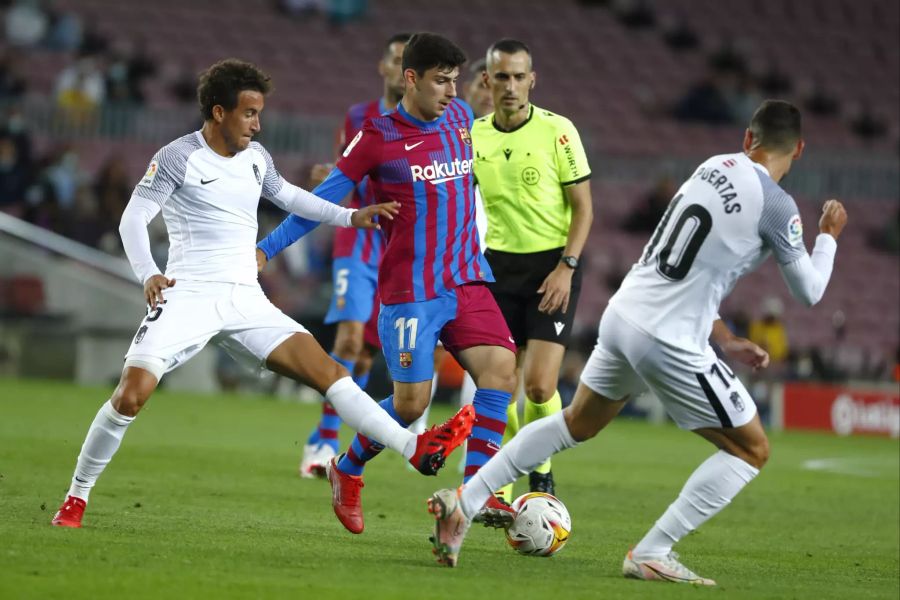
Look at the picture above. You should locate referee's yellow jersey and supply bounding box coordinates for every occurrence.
[472,105,591,253]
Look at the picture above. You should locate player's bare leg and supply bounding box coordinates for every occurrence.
[693,415,770,470]
[408,346,446,432]
[626,415,768,586]
[52,367,159,527]
[353,344,376,381]
[404,348,444,472]
[520,339,566,494]
[456,345,517,400]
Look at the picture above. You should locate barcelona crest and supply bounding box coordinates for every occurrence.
[399,352,413,368]
[458,128,472,146]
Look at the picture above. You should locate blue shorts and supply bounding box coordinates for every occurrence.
[324,257,378,325]
[379,284,515,383]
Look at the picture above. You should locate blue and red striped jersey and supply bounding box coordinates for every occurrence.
[332,99,387,266]
[336,98,493,305]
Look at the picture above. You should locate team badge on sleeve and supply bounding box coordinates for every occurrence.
[787,214,803,247]
[139,160,159,187]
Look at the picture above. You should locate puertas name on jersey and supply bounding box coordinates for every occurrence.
[692,166,741,214]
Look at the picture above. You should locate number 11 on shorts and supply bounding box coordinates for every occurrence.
[394,317,419,349]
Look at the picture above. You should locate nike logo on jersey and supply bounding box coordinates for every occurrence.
[554,322,565,336]
[404,141,424,151]
[200,178,218,185]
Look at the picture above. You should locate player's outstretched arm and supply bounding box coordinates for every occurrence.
[778,199,847,307]
[257,167,356,261]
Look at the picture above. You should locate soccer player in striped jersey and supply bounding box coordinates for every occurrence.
[429,101,848,577]
[50,59,475,529]
[299,33,412,479]
[258,33,518,534]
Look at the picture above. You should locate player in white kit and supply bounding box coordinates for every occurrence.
[427,100,849,580]
[50,59,476,529]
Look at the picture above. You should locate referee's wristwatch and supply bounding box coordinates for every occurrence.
[560,255,579,269]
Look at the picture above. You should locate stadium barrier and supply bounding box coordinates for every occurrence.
[0,213,218,392]
[771,382,900,438]
[3,99,898,200]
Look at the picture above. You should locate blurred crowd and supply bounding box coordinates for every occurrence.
[1,0,898,395]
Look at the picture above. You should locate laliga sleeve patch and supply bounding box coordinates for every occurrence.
[787,214,803,246]
[139,160,159,187]
[343,131,363,157]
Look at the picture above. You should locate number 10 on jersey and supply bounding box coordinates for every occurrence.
[394,317,419,349]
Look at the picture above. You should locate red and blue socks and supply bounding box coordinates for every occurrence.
[464,388,511,483]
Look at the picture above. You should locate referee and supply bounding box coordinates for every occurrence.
[472,39,593,497]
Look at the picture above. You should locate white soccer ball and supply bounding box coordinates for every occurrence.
[505,492,571,557]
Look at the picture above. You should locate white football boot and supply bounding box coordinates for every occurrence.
[623,550,716,586]
[299,443,336,479]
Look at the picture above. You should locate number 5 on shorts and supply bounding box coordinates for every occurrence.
[335,268,350,296]
[393,317,419,349]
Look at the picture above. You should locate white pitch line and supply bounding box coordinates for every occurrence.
[801,457,899,478]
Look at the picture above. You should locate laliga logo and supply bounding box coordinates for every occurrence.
[830,393,900,437]
[411,158,473,185]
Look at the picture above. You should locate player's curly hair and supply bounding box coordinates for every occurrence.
[402,33,467,76]
[197,59,272,120]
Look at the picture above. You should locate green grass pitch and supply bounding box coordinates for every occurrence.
[1,378,897,599]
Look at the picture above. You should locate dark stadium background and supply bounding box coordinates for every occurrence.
[1,0,897,425]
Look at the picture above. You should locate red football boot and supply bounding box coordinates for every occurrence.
[51,495,86,528]
[409,405,476,476]
[326,457,365,534]
[472,494,516,528]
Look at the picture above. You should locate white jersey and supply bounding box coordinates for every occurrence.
[610,152,807,355]
[132,132,286,285]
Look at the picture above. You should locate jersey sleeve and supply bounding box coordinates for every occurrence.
[338,111,354,155]
[553,117,591,185]
[335,122,383,183]
[758,186,807,265]
[252,142,286,199]
[256,167,357,259]
[132,144,188,205]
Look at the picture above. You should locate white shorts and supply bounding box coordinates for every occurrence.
[124,280,308,382]
[580,307,757,430]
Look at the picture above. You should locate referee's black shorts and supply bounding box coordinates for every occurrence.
[485,247,582,348]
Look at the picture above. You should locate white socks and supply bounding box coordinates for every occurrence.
[67,400,135,502]
[632,450,759,559]
[460,410,577,518]
[325,377,417,459]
